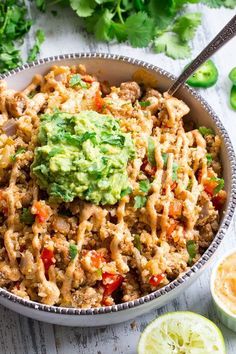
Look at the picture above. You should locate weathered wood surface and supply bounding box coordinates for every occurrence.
[0,3,236,353]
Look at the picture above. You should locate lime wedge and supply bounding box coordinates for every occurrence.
[138,311,226,354]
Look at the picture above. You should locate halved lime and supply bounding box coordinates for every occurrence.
[138,311,226,354]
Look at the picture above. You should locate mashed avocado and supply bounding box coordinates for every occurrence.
[31,111,134,205]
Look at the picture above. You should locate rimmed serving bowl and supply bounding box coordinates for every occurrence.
[0,53,235,326]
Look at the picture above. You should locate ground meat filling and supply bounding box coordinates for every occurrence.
[0,65,226,308]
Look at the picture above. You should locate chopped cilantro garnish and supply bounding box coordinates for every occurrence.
[96,268,102,277]
[186,240,197,266]
[147,137,156,167]
[211,177,224,195]
[199,126,215,137]
[69,244,78,260]
[140,101,151,107]
[69,74,87,88]
[139,179,151,193]
[121,186,132,197]
[134,195,147,209]
[11,147,26,161]
[206,153,213,165]
[20,208,35,225]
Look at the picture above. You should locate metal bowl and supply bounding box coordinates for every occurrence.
[0,53,235,326]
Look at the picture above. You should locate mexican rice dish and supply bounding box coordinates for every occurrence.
[0,64,226,308]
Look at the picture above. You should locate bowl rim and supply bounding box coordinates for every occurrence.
[210,248,236,319]
[0,52,236,317]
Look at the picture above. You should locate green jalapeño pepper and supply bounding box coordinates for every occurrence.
[230,85,236,110]
[186,60,218,88]
[229,67,236,85]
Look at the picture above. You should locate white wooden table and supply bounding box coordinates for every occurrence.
[1,3,236,353]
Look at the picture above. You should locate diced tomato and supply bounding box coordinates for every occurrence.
[141,158,156,177]
[169,200,182,219]
[166,221,178,237]
[149,274,165,287]
[41,248,54,273]
[203,179,218,197]
[94,91,103,112]
[33,201,50,223]
[82,75,95,83]
[212,190,226,211]
[102,272,123,302]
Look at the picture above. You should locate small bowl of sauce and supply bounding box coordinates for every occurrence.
[211,250,236,332]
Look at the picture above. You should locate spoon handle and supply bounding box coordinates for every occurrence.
[168,14,236,96]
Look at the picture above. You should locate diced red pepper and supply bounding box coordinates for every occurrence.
[82,75,95,83]
[141,158,156,177]
[212,190,226,211]
[94,91,103,112]
[33,201,50,223]
[89,250,105,268]
[203,179,218,197]
[102,272,123,305]
[166,221,178,237]
[149,274,165,287]
[169,200,182,219]
[41,248,54,273]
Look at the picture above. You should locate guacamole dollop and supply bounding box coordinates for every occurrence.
[31,111,134,205]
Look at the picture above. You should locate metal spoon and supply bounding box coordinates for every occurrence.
[168,14,236,96]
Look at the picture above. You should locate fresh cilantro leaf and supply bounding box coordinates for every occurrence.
[206,153,212,165]
[70,0,96,17]
[173,12,201,42]
[172,162,179,181]
[28,29,45,62]
[121,186,132,197]
[11,147,26,161]
[211,177,224,195]
[35,0,46,11]
[125,12,155,48]
[94,9,113,41]
[69,244,78,260]
[147,137,156,167]
[139,179,151,193]
[198,126,215,136]
[154,32,191,59]
[133,234,142,252]
[101,133,125,146]
[201,0,236,8]
[69,74,87,88]
[134,195,147,209]
[186,240,197,265]
[140,100,151,107]
[20,208,35,225]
